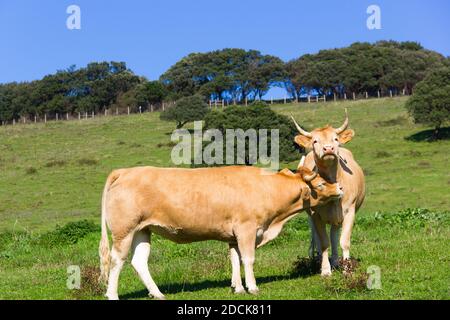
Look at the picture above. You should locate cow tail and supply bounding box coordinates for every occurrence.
[98,171,120,285]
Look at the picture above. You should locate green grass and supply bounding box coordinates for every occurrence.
[0,97,449,299]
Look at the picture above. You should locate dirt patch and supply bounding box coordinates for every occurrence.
[72,265,104,299]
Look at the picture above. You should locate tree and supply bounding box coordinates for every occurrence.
[406,67,450,139]
[160,95,209,129]
[197,103,302,166]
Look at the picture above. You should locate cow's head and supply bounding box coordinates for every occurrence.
[297,157,343,205]
[291,109,354,168]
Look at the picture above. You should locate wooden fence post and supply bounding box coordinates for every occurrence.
[334,93,337,102]
[390,90,393,98]
[365,91,368,99]
[45,114,47,123]
[352,92,356,100]
[308,95,311,103]
[78,112,81,120]
[92,111,95,119]
[56,113,59,121]
[344,93,347,100]
[34,115,37,123]
[139,106,142,114]
[245,97,248,106]
[378,90,380,98]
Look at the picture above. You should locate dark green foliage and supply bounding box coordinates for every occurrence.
[0,62,142,122]
[406,67,450,139]
[284,41,445,99]
[38,220,99,246]
[160,48,285,101]
[160,95,209,128]
[194,103,302,166]
[1,41,447,123]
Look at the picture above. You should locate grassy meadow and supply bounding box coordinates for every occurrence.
[0,97,449,299]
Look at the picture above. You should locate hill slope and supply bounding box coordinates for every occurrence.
[0,96,448,231]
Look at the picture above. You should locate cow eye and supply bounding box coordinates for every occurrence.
[334,138,338,141]
[313,140,318,144]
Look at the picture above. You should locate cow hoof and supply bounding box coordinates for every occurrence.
[150,293,166,300]
[233,286,245,294]
[106,294,119,300]
[321,270,332,277]
[248,287,259,295]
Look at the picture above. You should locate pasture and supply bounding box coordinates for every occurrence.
[0,97,449,299]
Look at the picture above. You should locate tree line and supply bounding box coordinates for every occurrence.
[1,40,449,123]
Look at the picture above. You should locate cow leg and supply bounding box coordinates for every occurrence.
[311,215,331,276]
[308,214,321,258]
[236,227,258,294]
[330,224,340,268]
[340,205,356,261]
[229,244,245,294]
[131,229,165,300]
[106,232,134,300]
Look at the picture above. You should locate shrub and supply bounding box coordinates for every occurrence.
[406,67,450,139]
[38,220,99,246]
[160,95,209,128]
[192,103,302,166]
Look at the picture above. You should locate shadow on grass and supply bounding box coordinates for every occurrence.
[120,271,312,300]
[405,127,450,142]
[120,256,363,299]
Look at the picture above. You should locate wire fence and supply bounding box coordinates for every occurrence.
[1,89,410,126]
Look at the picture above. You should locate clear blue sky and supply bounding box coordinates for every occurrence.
[1,0,449,89]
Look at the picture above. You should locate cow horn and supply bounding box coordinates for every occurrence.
[335,108,349,134]
[290,115,312,138]
[299,156,305,167]
[301,166,318,182]
[297,156,306,170]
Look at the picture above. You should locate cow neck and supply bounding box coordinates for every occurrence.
[315,157,342,183]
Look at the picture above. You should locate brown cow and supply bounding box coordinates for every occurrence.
[98,164,343,300]
[291,110,365,276]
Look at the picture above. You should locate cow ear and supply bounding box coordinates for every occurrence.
[338,129,354,144]
[294,135,312,149]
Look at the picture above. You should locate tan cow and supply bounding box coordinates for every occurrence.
[98,164,343,300]
[291,110,365,276]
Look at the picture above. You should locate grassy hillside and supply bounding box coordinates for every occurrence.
[0,97,449,299]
